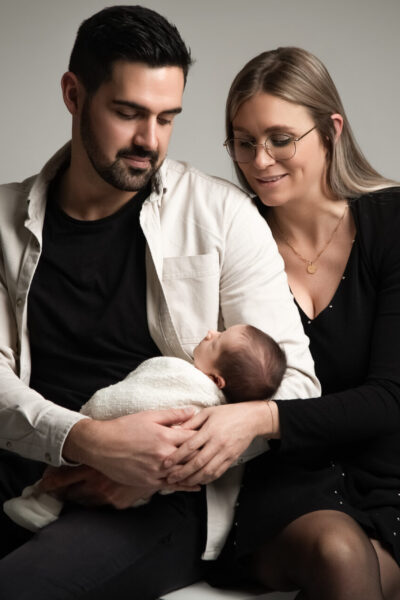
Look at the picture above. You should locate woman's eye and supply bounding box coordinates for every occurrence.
[269,135,293,147]
[236,140,253,149]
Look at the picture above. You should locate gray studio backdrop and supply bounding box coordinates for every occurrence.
[0,0,399,185]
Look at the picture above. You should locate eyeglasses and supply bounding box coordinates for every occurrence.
[223,126,316,163]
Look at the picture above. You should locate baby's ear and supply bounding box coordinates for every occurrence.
[208,373,226,389]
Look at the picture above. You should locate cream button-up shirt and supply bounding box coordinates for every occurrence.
[0,144,320,557]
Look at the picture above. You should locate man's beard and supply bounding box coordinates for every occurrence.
[80,100,161,192]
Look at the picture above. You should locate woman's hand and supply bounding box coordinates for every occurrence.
[163,401,278,487]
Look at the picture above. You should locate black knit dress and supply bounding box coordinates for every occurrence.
[228,188,400,568]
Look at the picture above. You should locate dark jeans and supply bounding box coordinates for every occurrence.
[0,451,206,600]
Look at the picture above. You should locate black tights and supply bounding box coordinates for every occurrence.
[250,510,400,600]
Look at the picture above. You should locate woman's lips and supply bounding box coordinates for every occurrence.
[255,173,288,185]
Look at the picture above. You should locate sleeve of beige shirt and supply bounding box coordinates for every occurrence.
[0,259,87,466]
[219,193,320,402]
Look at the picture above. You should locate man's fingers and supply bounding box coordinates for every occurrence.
[166,426,196,446]
[153,407,195,426]
[178,410,209,431]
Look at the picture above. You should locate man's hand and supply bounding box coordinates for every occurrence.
[40,465,158,509]
[40,465,201,509]
[63,408,197,488]
[163,401,277,487]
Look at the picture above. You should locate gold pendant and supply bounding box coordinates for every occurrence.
[307,263,317,274]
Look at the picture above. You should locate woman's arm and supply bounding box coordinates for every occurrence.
[166,194,400,483]
[275,193,400,452]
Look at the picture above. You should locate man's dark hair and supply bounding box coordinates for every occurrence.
[68,5,193,94]
[217,325,286,403]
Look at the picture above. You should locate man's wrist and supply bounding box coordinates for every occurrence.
[62,418,100,465]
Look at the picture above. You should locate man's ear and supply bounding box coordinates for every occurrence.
[208,373,226,389]
[330,113,344,142]
[61,71,85,116]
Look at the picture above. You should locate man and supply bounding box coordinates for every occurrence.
[0,5,319,599]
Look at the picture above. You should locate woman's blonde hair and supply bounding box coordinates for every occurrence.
[226,47,397,198]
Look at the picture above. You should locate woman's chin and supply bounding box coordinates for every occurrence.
[256,191,290,208]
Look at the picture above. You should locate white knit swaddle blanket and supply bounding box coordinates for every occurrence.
[81,356,226,418]
[4,357,225,532]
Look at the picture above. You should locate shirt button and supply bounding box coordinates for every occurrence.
[45,452,52,462]
[16,298,23,307]
[394,532,397,536]
[329,305,333,309]
[397,517,400,521]
[334,490,338,494]
[307,320,312,325]
[6,441,12,449]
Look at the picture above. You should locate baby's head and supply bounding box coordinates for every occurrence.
[193,324,286,403]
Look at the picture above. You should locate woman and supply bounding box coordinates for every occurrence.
[166,47,400,599]
[221,47,400,599]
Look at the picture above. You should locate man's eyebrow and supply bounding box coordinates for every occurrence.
[112,100,182,115]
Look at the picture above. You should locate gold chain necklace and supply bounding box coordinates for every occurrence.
[273,203,348,274]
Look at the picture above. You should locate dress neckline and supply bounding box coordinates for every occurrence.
[293,235,357,323]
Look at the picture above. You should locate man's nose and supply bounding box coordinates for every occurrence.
[134,118,158,150]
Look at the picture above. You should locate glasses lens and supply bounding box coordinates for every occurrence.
[225,136,297,162]
[267,135,296,160]
[226,139,254,163]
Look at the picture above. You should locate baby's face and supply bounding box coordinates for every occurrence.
[193,324,246,375]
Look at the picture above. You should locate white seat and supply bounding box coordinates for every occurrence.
[161,581,297,599]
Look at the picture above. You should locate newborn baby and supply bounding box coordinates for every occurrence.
[4,324,286,541]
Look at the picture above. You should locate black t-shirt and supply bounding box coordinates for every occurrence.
[28,183,161,411]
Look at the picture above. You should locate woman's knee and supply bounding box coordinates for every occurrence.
[310,523,373,572]
[288,511,379,580]
[258,512,376,582]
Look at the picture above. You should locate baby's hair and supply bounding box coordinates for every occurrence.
[216,325,286,403]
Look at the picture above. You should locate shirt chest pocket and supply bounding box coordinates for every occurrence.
[162,253,220,346]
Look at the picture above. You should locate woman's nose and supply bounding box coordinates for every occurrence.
[253,145,276,169]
